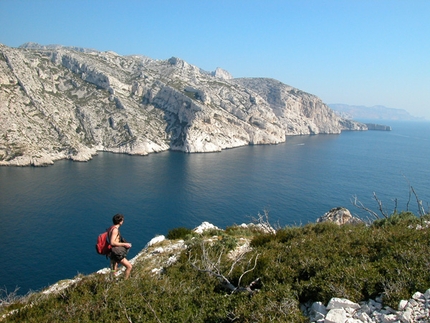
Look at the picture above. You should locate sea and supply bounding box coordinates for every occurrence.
[0,120,429,295]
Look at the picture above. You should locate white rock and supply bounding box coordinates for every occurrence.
[399,299,409,311]
[412,291,423,300]
[211,67,233,80]
[42,278,82,295]
[151,247,164,254]
[399,308,413,323]
[345,319,363,323]
[408,299,418,308]
[166,255,177,266]
[151,268,163,274]
[380,313,398,323]
[145,235,165,248]
[354,311,372,323]
[317,207,363,225]
[325,308,347,323]
[327,298,361,311]
[96,268,111,275]
[193,221,220,234]
[310,301,328,321]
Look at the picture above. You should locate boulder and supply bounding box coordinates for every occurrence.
[317,207,363,225]
[324,308,347,323]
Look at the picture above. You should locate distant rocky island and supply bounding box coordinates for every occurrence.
[364,123,391,131]
[0,43,369,166]
[329,103,421,121]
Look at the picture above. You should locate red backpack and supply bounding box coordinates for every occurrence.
[95,226,114,255]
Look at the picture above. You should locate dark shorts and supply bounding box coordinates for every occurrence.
[110,246,129,262]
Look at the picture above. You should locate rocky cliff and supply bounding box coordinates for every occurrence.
[0,43,366,166]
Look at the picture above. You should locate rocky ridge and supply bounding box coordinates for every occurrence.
[0,43,366,166]
[2,219,429,322]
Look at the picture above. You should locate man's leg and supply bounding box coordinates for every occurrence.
[120,258,132,279]
[110,259,118,271]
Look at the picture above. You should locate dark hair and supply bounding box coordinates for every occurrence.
[112,213,124,225]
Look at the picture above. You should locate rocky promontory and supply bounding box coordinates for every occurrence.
[0,43,367,166]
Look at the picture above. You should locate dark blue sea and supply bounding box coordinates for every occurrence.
[1,120,429,295]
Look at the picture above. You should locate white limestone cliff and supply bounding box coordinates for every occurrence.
[0,43,367,166]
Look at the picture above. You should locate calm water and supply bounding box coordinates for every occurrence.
[1,121,429,295]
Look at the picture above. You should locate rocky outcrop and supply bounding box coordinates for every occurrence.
[232,78,366,135]
[211,67,233,80]
[0,43,367,166]
[304,291,430,323]
[317,207,364,225]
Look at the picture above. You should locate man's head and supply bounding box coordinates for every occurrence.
[112,213,124,225]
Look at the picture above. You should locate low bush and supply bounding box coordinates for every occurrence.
[166,226,193,240]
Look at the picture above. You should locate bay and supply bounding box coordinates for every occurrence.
[0,120,429,295]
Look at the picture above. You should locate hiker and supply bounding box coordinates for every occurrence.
[109,213,133,279]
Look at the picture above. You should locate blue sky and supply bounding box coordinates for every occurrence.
[1,0,429,119]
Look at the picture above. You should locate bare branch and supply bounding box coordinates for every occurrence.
[407,185,412,212]
[402,174,412,212]
[411,186,425,217]
[373,192,389,218]
[0,287,22,309]
[350,195,380,220]
[188,241,236,291]
[227,247,250,276]
[392,198,398,214]
[118,289,133,323]
[142,296,162,323]
[189,261,236,292]
[189,241,260,295]
[252,209,276,234]
[237,254,260,288]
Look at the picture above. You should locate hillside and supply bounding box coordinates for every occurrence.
[1,212,430,323]
[0,43,366,166]
[329,104,422,121]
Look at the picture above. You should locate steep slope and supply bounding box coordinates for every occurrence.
[0,43,366,166]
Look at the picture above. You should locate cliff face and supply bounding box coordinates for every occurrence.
[0,43,366,166]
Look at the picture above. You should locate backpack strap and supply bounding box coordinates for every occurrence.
[106,225,121,246]
[106,225,115,245]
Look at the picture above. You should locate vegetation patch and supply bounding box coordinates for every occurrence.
[1,212,430,322]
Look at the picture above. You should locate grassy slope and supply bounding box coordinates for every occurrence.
[1,212,430,322]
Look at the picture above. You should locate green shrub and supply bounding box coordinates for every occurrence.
[373,211,419,227]
[166,226,193,240]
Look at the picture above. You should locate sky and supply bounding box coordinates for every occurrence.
[1,0,429,119]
